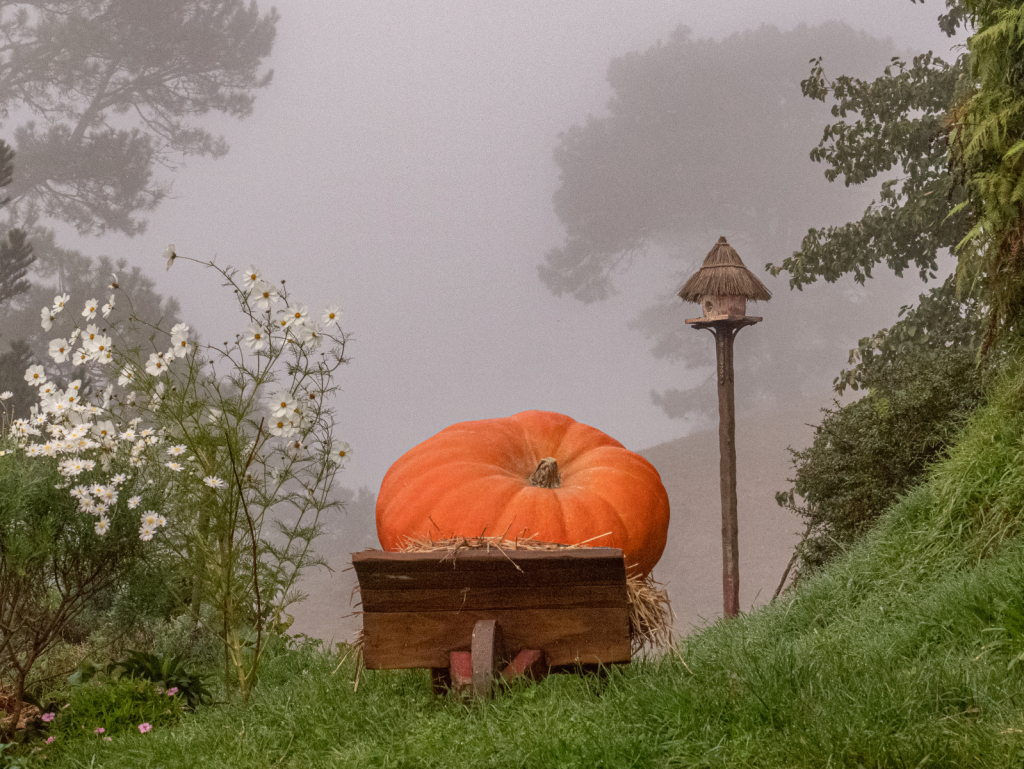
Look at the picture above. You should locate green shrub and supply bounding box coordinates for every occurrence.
[46,675,183,742]
[778,343,990,576]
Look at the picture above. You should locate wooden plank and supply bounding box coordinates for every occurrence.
[352,547,624,571]
[361,607,630,669]
[354,567,625,592]
[359,583,628,613]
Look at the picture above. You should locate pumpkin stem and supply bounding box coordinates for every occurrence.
[528,457,561,489]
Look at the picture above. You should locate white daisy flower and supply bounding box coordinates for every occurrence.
[330,441,352,466]
[157,514,167,527]
[139,524,155,541]
[141,511,159,528]
[203,475,226,489]
[95,517,110,536]
[70,485,90,499]
[24,365,46,386]
[170,324,191,358]
[0,391,10,400]
[164,461,183,472]
[166,444,187,457]
[82,298,98,320]
[243,323,267,351]
[120,428,136,441]
[145,353,166,377]
[269,392,296,419]
[241,265,262,290]
[127,495,142,509]
[252,281,280,310]
[111,473,127,486]
[321,306,342,327]
[48,338,70,364]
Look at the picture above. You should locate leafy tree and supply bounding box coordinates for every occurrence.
[948,0,1024,350]
[0,140,33,307]
[541,23,903,418]
[0,0,279,236]
[776,342,990,576]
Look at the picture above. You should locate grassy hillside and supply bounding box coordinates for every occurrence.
[42,353,1024,768]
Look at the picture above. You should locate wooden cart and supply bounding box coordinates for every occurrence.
[352,547,631,697]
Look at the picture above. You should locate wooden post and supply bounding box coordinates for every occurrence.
[685,316,760,619]
[714,325,739,618]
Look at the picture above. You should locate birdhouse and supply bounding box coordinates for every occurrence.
[678,236,771,320]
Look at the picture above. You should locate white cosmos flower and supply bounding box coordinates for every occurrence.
[49,338,71,363]
[139,524,155,541]
[203,475,227,489]
[41,306,53,331]
[72,350,90,366]
[207,408,222,424]
[165,461,183,472]
[52,294,69,313]
[164,244,177,270]
[272,310,292,331]
[83,324,99,345]
[127,495,142,509]
[118,367,134,387]
[145,353,167,377]
[82,298,98,320]
[95,517,110,536]
[330,441,352,466]
[321,306,342,327]
[170,324,191,358]
[98,348,114,365]
[244,323,267,351]
[252,281,279,310]
[92,421,116,442]
[0,391,10,400]
[24,365,46,386]
[242,265,262,290]
[269,392,296,418]
[269,418,297,438]
[287,305,309,326]
[166,444,187,457]
[101,294,115,318]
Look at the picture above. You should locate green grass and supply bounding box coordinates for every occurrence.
[31,352,1024,767]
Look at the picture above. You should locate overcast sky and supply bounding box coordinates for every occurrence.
[53,0,963,499]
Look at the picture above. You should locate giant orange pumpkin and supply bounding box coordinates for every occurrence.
[375,410,670,577]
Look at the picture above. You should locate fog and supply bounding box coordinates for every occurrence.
[43,1,963,635]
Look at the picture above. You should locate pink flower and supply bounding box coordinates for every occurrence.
[40,712,55,722]
[104,736,112,742]
[166,687,179,696]
[138,722,152,734]
[94,727,105,734]
[45,736,55,745]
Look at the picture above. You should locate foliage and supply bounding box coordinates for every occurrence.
[47,674,185,743]
[103,255,351,702]
[0,141,33,309]
[949,0,1024,350]
[73,651,211,710]
[762,3,982,388]
[776,340,990,574]
[0,0,279,236]
[0,411,168,738]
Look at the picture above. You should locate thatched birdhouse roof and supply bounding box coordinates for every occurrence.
[678,237,772,304]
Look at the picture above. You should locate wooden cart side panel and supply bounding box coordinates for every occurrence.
[361,607,631,669]
[360,583,629,613]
